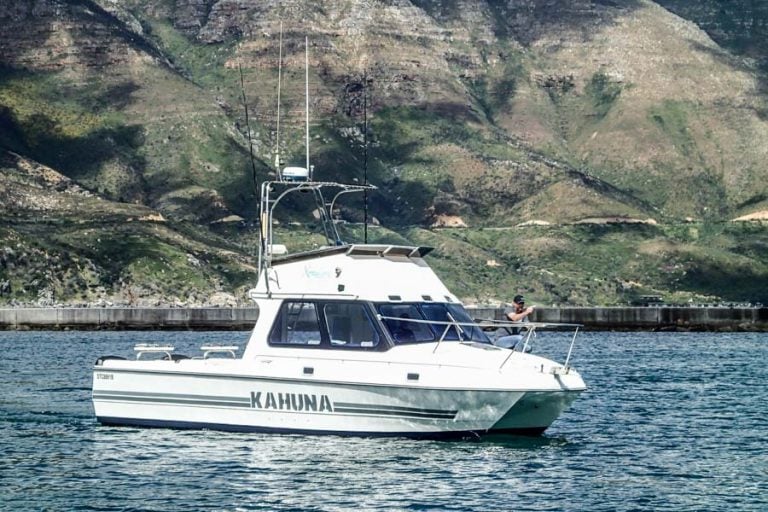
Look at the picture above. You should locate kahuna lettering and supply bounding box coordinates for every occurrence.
[250,391,333,412]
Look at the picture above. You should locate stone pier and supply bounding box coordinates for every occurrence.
[469,306,768,331]
[0,307,259,330]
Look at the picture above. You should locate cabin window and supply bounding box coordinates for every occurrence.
[376,304,435,344]
[376,303,490,344]
[269,301,322,346]
[420,303,461,340]
[323,303,380,348]
[422,303,490,343]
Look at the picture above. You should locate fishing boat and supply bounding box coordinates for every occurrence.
[91,34,586,437]
[92,178,586,437]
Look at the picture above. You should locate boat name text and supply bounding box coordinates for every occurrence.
[250,391,333,412]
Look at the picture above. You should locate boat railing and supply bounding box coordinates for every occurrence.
[132,344,240,360]
[258,180,377,278]
[200,345,239,359]
[377,315,582,369]
[134,344,175,360]
[476,319,582,371]
[377,315,495,352]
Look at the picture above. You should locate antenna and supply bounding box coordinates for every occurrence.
[238,61,258,193]
[305,36,311,180]
[274,21,283,176]
[363,70,369,244]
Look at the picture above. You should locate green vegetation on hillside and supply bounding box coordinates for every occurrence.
[585,72,622,120]
[0,69,138,187]
[1,0,767,306]
[409,222,768,305]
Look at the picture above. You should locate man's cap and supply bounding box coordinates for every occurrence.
[513,294,525,304]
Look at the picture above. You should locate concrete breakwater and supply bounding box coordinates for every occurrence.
[0,306,766,331]
[471,306,768,331]
[0,307,259,330]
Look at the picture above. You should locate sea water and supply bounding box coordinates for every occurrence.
[1,330,766,511]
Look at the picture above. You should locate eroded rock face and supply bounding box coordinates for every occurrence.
[0,0,149,72]
[1,0,767,307]
[656,0,768,64]
[172,0,218,35]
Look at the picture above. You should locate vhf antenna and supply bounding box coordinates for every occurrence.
[238,60,258,193]
[363,70,369,243]
[305,35,311,180]
[274,21,283,176]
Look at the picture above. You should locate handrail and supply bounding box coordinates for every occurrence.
[432,322,453,353]
[449,311,467,340]
[134,344,174,360]
[476,319,583,329]
[200,345,239,359]
[563,327,580,371]
[432,312,463,353]
[496,322,582,370]
[377,315,483,328]
[377,314,483,348]
[248,291,360,300]
[377,314,582,370]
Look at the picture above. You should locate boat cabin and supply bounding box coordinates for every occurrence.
[265,297,491,351]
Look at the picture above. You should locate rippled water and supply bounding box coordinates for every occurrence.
[1,330,767,511]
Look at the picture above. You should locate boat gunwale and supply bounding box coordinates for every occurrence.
[91,366,586,393]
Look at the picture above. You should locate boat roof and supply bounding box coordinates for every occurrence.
[250,243,455,303]
[271,244,434,266]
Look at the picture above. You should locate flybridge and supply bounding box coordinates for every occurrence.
[257,180,377,275]
[269,244,435,267]
[248,239,453,303]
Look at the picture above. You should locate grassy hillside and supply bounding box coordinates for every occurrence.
[0,0,767,306]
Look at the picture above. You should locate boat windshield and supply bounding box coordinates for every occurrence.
[376,303,490,345]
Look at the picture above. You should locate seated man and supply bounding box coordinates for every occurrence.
[493,295,535,350]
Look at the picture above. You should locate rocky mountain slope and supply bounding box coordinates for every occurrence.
[1,0,767,306]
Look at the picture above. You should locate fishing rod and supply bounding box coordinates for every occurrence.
[238,60,259,194]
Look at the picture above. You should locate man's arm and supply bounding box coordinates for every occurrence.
[506,306,535,322]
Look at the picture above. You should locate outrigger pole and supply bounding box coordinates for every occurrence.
[363,70,369,243]
[305,35,311,179]
[238,60,259,194]
[274,21,283,174]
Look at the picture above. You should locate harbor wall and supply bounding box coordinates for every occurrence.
[469,306,768,331]
[0,306,766,331]
[0,307,259,330]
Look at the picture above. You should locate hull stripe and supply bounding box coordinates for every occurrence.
[333,407,455,419]
[334,401,456,415]
[93,391,251,407]
[96,417,546,438]
[93,390,250,403]
[93,391,458,420]
[93,395,252,408]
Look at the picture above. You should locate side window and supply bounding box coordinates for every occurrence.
[269,302,322,346]
[420,303,459,341]
[377,304,435,344]
[324,303,380,349]
[446,304,490,343]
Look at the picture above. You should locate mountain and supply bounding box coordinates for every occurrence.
[0,0,767,306]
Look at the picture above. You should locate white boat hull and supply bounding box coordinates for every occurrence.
[489,390,582,434]
[92,367,582,437]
